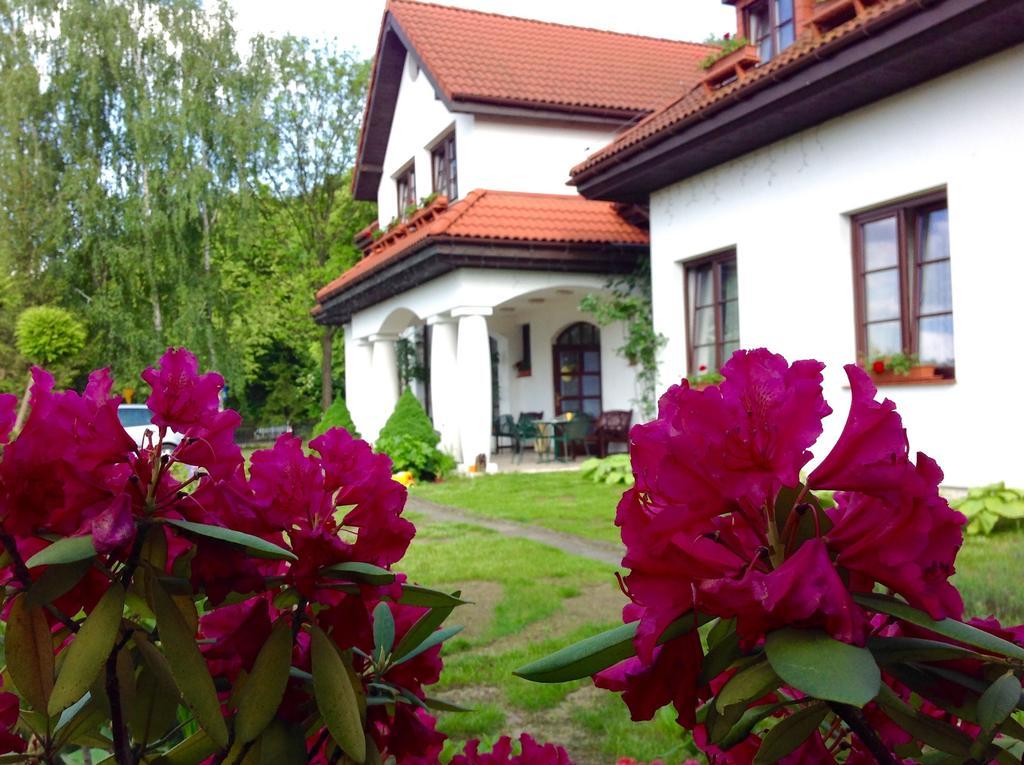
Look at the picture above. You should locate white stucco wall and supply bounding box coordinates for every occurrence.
[459,115,617,196]
[346,269,641,446]
[378,54,470,225]
[377,51,619,223]
[648,45,1024,488]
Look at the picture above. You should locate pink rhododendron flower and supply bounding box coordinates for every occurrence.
[602,348,968,758]
[0,393,15,444]
[452,733,573,765]
[142,347,225,433]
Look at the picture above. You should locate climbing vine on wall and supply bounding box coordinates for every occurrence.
[579,259,666,419]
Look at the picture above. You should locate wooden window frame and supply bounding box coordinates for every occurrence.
[430,130,457,201]
[683,250,738,372]
[394,160,416,219]
[851,189,954,377]
[552,323,602,417]
[742,0,795,61]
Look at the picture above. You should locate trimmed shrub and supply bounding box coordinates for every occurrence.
[15,305,86,366]
[375,388,454,480]
[313,395,359,439]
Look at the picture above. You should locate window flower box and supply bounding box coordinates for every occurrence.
[701,44,760,93]
[811,0,883,34]
[868,364,943,385]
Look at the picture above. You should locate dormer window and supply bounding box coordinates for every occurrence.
[395,160,416,218]
[431,131,457,201]
[746,0,795,61]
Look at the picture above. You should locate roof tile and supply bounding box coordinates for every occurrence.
[389,0,713,114]
[316,190,648,303]
[572,0,920,178]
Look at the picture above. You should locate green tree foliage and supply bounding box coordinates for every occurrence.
[313,396,360,439]
[0,1,375,421]
[375,390,454,480]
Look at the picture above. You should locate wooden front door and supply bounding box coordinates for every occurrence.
[552,322,601,417]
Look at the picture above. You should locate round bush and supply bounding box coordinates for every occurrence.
[15,305,87,366]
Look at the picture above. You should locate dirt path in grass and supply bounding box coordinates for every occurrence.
[405,496,623,566]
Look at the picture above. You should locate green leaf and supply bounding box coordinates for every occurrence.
[320,562,396,585]
[701,625,743,685]
[26,559,93,608]
[255,720,308,765]
[393,606,455,662]
[765,629,880,708]
[164,519,297,561]
[423,696,471,713]
[48,583,125,716]
[152,729,218,765]
[372,601,395,658]
[398,584,470,608]
[715,659,781,715]
[514,612,713,683]
[876,685,971,756]
[754,702,828,764]
[6,593,54,713]
[855,593,1024,660]
[979,672,1022,732]
[310,625,366,763]
[867,636,981,664]
[392,626,463,667]
[235,620,293,744]
[151,578,229,749]
[25,535,96,568]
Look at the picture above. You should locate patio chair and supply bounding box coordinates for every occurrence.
[493,414,522,455]
[589,410,633,457]
[559,413,593,460]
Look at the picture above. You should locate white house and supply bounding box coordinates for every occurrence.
[570,0,1024,487]
[314,0,715,469]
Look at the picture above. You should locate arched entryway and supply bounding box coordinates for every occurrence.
[552,322,601,416]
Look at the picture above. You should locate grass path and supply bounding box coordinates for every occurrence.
[406,496,622,566]
[401,517,697,764]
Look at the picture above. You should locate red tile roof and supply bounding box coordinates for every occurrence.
[571,0,921,180]
[315,190,649,303]
[387,0,714,115]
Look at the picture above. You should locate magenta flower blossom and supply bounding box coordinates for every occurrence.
[452,733,574,765]
[601,348,967,746]
[141,347,225,433]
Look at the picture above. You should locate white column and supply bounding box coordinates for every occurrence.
[453,306,493,471]
[346,334,373,440]
[367,333,400,444]
[427,315,460,462]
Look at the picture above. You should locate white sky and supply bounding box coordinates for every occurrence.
[224,0,737,57]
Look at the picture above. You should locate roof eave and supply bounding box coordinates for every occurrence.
[573,0,1024,202]
[314,237,648,326]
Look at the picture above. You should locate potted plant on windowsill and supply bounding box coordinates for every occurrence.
[514,360,531,378]
[687,365,725,391]
[867,352,940,383]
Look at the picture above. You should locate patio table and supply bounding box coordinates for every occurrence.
[534,417,572,462]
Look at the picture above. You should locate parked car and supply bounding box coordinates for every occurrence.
[117,404,184,452]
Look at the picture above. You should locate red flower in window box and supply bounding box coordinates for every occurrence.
[872,359,886,374]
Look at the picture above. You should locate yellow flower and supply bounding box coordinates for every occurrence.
[392,471,415,487]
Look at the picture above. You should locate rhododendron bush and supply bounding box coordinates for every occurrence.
[518,349,1024,765]
[0,349,572,765]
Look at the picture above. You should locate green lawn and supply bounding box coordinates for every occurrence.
[954,531,1024,624]
[412,472,623,544]
[400,519,698,763]
[413,471,1024,623]
[406,472,1024,762]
